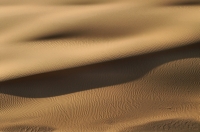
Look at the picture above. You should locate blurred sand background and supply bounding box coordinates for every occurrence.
[0,0,200,131]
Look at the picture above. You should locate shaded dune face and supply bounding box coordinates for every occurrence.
[161,0,200,6]
[31,32,82,41]
[121,119,200,132]
[0,42,199,98]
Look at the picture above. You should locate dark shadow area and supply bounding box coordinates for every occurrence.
[1,125,55,132]
[120,119,200,132]
[26,13,169,41]
[34,33,74,41]
[29,31,82,41]
[0,42,199,98]
[164,1,200,6]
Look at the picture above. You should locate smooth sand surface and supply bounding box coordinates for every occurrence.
[0,0,200,132]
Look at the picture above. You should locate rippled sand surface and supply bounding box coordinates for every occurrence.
[0,0,200,132]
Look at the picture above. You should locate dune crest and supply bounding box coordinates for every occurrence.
[0,0,200,131]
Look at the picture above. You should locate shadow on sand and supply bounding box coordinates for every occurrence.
[0,42,199,98]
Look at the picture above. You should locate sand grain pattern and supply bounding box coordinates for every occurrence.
[0,0,200,132]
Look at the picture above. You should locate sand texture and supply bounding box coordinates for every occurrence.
[0,0,200,132]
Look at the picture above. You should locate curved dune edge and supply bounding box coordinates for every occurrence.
[0,0,200,81]
[1,58,200,131]
[0,0,200,132]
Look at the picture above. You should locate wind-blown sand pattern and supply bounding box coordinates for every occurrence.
[0,0,200,132]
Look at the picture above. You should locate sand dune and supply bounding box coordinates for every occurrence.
[0,0,200,132]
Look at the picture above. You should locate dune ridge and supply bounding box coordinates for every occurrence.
[0,0,200,131]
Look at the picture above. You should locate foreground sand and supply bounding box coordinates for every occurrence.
[0,0,200,131]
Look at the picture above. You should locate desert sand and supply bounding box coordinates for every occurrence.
[0,0,200,132]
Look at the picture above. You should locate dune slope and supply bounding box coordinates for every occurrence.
[0,0,200,132]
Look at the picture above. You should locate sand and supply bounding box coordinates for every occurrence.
[0,0,200,132]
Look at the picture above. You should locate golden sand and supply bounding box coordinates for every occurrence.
[0,0,200,131]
